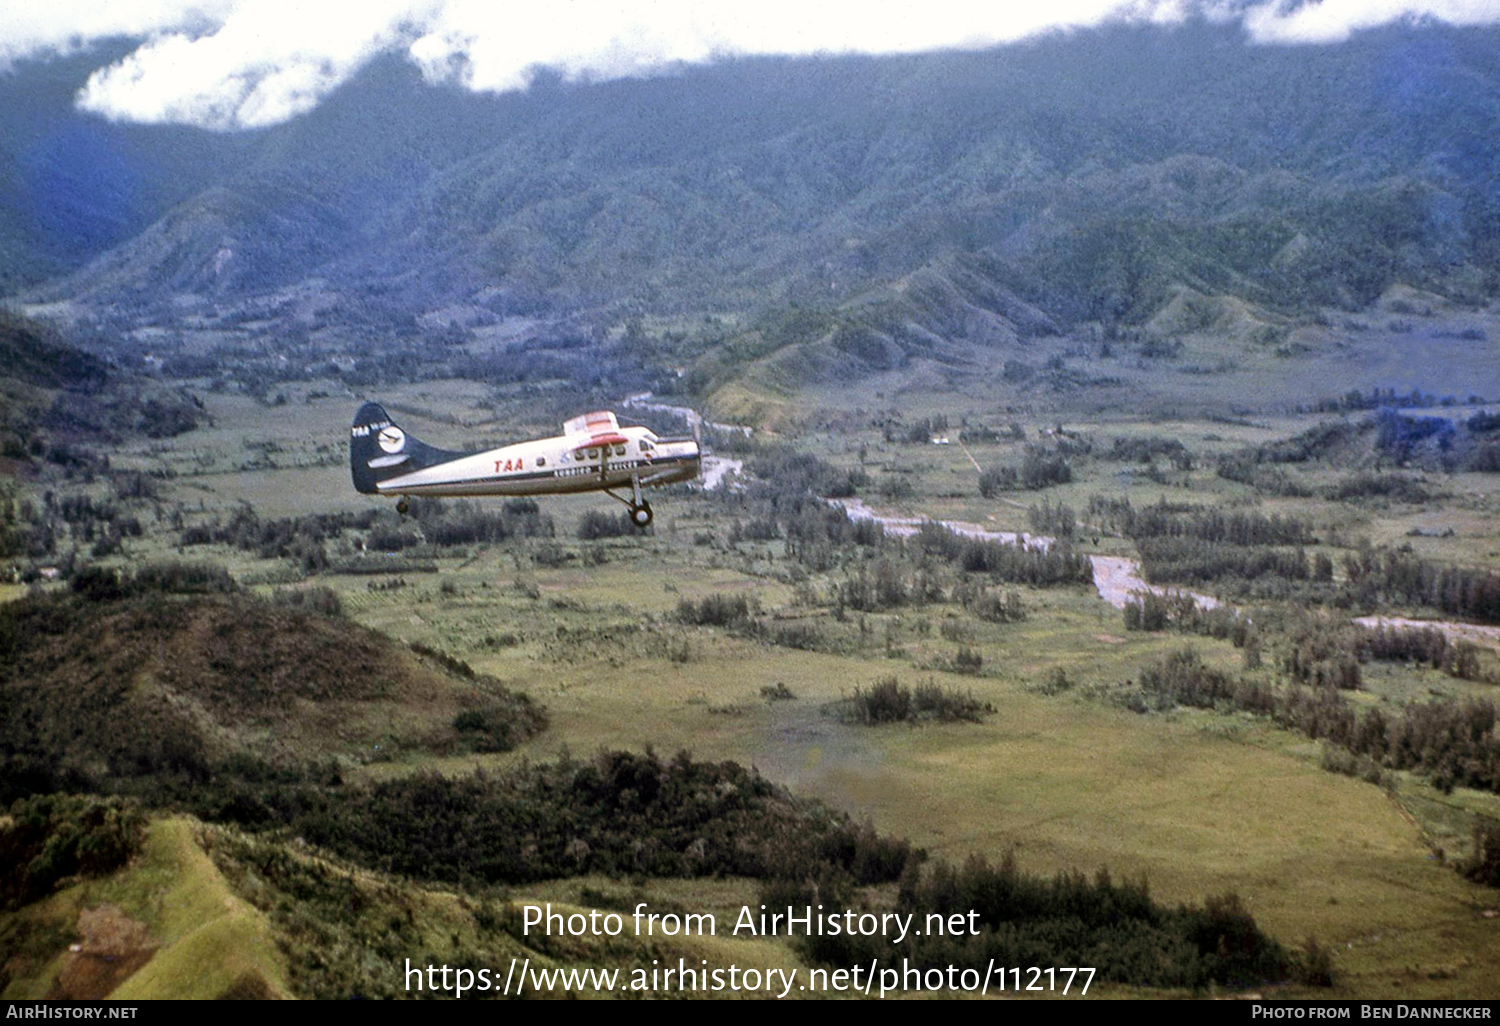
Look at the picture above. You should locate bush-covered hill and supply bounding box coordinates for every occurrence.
[0,569,546,801]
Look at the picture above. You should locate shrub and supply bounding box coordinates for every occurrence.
[950,646,984,674]
[577,510,637,539]
[1463,823,1500,888]
[271,586,343,616]
[840,676,990,724]
[1,796,147,911]
[1035,667,1073,695]
[676,593,756,627]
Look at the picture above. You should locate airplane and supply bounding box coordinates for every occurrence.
[350,402,701,527]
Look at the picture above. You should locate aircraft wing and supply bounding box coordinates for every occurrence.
[562,411,619,435]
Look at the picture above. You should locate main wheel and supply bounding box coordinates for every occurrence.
[631,503,653,528]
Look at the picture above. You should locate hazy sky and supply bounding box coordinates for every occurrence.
[3,0,1500,130]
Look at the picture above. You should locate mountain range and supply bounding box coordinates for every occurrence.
[4,21,1500,368]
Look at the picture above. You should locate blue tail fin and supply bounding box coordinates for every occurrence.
[350,402,465,494]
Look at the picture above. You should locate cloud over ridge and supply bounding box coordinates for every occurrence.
[4,0,1499,130]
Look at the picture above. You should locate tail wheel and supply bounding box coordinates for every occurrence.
[631,503,653,528]
[396,498,410,516]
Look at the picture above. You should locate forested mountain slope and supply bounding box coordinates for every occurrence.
[5,22,1499,343]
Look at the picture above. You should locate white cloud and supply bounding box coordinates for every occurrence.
[0,1,234,65]
[1243,0,1500,43]
[2,0,1498,129]
[72,1,439,129]
[406,1,1186,92]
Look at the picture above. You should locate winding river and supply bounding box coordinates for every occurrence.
[637,397,1491,645]
[830,499,1218,611]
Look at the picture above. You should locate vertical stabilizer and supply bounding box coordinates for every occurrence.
[350,402,468,494]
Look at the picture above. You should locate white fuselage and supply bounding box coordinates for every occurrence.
[374,424,700,498]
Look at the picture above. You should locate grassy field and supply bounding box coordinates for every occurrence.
[335,558,1500,999]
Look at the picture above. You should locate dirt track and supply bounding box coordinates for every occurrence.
[46,904,156,1000]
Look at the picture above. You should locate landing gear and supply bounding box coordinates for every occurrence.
[606,474,653,529]
[396,497,410,516]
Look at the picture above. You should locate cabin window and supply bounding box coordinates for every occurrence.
[536,457,546,467]
[614,445,626,456]
[588,448,599,459]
